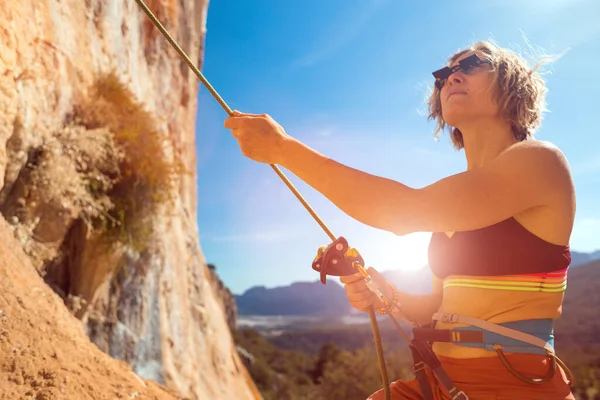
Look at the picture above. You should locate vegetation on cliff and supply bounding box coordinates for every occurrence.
[71,72,188,251]
[1,71,187,314]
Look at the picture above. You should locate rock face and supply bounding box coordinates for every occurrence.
[0,217,183,400]
[0,1,260,399]
[207,264,237,332]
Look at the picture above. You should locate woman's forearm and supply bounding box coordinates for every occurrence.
[279,137,416,234]
[393,290,442,326]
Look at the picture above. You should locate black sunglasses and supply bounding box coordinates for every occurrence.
[432,54,491,90]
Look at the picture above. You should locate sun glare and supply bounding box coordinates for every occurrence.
[360,232,432,272]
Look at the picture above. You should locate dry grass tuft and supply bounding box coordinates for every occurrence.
[70,71,187,250]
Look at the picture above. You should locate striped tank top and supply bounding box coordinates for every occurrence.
[428,217,571,358]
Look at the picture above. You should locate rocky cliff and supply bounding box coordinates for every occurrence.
[207,264,237,333]
[0,1,260,399]
[0,216,184,400]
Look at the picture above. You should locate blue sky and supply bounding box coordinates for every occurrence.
[194,0,600,295]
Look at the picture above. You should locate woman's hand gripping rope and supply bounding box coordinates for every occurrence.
[311,237,406,319]
[343,267,418,345]
[341,267,399,315]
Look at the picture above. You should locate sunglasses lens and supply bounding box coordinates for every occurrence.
[459,54,485,73]
[433,67,450,80]
[432,67,451,89]
[432,54,489,89]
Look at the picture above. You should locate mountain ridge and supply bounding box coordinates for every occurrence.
[236,249,600,316]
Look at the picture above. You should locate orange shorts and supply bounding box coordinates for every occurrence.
[367,353,574,400]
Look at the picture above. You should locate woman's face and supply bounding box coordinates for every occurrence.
[438,51,499,129]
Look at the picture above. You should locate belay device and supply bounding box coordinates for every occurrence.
[312,237,365,284]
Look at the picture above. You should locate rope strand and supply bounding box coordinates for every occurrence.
[134,2,393,398]
[134,0,336,242]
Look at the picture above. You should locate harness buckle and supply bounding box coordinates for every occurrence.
[413,361,426,373]
[442,313,460,324]
[451,390,469,400]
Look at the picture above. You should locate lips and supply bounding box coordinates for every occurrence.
[447,91,467,100]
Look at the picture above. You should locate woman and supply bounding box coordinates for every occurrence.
[224,41,575,399]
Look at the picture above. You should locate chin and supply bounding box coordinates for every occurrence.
[441,109,464,128]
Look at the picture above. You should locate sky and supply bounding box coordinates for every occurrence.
[194,0,600,295]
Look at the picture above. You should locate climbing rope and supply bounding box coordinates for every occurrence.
[134,1,398,398]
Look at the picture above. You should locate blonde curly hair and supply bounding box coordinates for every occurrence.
[428,41,551,150]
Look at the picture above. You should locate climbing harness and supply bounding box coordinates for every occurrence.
[134,2,573,399]
[422,314,574,385]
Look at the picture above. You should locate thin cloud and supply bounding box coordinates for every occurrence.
[580,218,600,228]
[571,217,600,253]
[481,0,600,49]
[316,127,336,137]
[413,78,434,118]
[203,230,302,243]
[573,155,600,177]
[289,0,390,69]
[482,0,588,13]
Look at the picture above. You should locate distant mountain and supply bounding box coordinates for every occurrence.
[555,259,600,347]
[237,250,599,317]
[571,250,600,267]
[235,280,352,316]
[235,266,433,317]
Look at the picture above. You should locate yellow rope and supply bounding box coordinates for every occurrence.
[134,0,336,242]
[134,2,392,398]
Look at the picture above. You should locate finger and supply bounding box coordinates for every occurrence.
[346,285,377,301]
[238,139,252,158]
[233,110,263,118]
[340,273,363,284]
[224,113,256,129]
[224,116,241,129]
[368,267,387,289]
[353,298,380,312]
[344,282,370,295]
[347,292,377,308]
[367,267,395,300]
[230,128,243,139]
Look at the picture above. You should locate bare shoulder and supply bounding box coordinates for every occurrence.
[499,141,575,244]
[497,140,572,178]
[503,140,568,167]
[491,139,575,213]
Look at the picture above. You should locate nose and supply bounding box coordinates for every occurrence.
[446,70,464,87]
